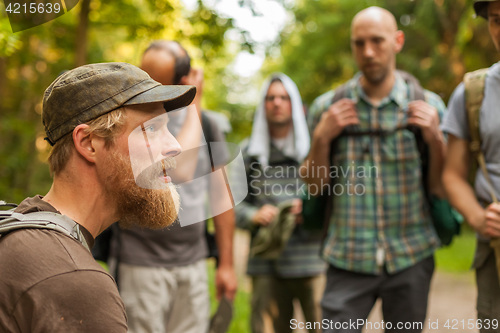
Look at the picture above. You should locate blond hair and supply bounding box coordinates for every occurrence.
[48,108,127,175]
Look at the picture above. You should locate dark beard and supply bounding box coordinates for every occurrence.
[362,65,389,85]
[101,151,180,230]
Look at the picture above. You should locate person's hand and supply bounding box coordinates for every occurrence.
[291,198,303,224]
[469,203,500,238]
[313,98,359,142]
[484,203,500,238]
[407,101,442,144]
[251,204,279,226]
[215,265,237,301]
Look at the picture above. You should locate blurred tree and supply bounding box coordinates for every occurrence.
[0,0,247,203]
[75,0,90,66]
[3,0,499,203]
[0,14,21,109]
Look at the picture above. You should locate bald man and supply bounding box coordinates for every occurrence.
[301,7,446,333]
[110,41,237,333]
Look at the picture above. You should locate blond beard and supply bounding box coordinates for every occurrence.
[101,151,180,229]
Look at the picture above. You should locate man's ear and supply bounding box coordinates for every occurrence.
[179,75,189,85]
[394,30,405,54]
[72,124,99,164]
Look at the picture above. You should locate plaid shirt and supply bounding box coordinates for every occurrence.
[308,72,444,274]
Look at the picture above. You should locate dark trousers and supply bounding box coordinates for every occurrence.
[321,256,434,333]
[476,241,500,333]
[251,275,325,333]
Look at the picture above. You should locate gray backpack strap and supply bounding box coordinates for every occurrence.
[319,84,349,243]
[397,70,425,101]
[331,83,348,105]
[0,210,90,252]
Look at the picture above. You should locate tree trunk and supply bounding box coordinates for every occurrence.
[75,0,91,67]
[0,58,6,102]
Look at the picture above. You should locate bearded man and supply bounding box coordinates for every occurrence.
[0,62,195,332]
[302,7,447,333]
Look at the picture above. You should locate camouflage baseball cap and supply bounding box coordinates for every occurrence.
[42,62,196,146]
[474,0,499,19]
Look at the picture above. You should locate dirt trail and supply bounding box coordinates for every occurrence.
[234,231,479,333]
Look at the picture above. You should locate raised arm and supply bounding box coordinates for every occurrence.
[443,134,500,237]
[300,99,359,191]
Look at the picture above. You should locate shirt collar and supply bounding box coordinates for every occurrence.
[352,71,409,109]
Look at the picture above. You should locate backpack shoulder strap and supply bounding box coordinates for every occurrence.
[319,84,349,239]
[464,68,497,203]
[201,111,216,172]
[397,70,425,101]
[329,84,348,159]
[464,68,488,155]
[395,71,429,193]
[201,111,215,143]
[331,83,348,105]
[0,209,90,251]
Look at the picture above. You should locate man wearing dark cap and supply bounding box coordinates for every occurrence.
[443,1,500,331]
[0,62,195,332]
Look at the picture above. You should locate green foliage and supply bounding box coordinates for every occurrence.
[0,0,246,202]
[3,0,500,203]
[267,0,362,104]
[435,226,476,273]
[266,0,499,105]
[0,14,21,57]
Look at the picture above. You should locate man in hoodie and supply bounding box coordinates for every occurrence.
[236,73,326,333]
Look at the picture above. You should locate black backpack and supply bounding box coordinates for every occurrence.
[201,112,220,263]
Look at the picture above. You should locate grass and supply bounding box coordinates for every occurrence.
[434,225,477,273]
[207,259,251,333]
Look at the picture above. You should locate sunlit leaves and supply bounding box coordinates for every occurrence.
[0,0,245,202]
[266,0,499,105]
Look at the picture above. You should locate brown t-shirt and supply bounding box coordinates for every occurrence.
[0,196,127,332]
